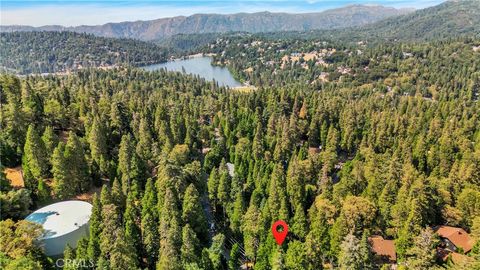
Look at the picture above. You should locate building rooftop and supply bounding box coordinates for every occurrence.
[435,226,474,253]
[369,236,397,262]
[25,200,92,240]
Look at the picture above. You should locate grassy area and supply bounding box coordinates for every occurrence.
[231,85,257,93]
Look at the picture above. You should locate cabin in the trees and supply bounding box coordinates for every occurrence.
[368,236,397,264]
[434,226,474,254]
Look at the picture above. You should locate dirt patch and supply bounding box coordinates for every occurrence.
[75,186,102,202]
[4,167,24,188]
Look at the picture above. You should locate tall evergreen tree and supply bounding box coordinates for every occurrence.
[88,193,102,264]
[124,187,142,257]
[22,124,48,191]
[41,126,58,164]
[52,142,73,199]
[157,186,182,270]
[88,117,109,176]
[182,184,208,243]
[181,224,201,267]
[268,163,289,221]
[64,132,90,193]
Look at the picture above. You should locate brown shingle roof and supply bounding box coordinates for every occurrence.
[369,236,397,262]
[435,226,474,253]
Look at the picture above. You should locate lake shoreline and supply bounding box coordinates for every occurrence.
[141,56,246,88]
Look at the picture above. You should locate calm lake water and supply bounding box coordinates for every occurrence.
[142,56,243,87]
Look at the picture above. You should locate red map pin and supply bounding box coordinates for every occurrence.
[272,220,288,245]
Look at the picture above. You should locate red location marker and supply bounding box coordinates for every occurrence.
[272,220,288,245]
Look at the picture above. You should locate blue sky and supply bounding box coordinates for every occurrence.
[1,0,445,26]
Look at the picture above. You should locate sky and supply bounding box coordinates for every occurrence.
[1,0,445,27]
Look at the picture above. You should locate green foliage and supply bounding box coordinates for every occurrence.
[228,243,241,270]
[285,240,307,270]
[0,220,45,269]
[22,125,48,191]
[0,31,167,74]
[0,188,32,219]
[0,31,479,269]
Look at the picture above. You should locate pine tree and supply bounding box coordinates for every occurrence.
[22,124,48,191]
[100,184,112,206]
[242,202,263,259]
[285,241,307,270]
[36,179,50,203]
[359,232,373,270]
[75,237,90,265]
[291,204,308,239]
[52,142,73,199]
[118,134,133,193]
[41,126,58,164]
[136,117,153,161]
[181,224,201,267]
[124,189,142,259]
[252,121,264,161]
[182,184,208,242]
[305,197,334,269]
[228,243,241,270]
[89,117,109,176]
[141,178,159,269]
[157,186,182,270]
[64,132,90,193]
[217,160,231,214]
[230,191,245,234]
[208,168,219,206]
[111,178,125,212]
[405,227,439,270]
[110,226,139,270]
[268,163,289,221]
[88,193,102,264]
[271,246,286,270]
[100,204,119,262]
[286,156,305,213]
[63,245,76,270]
[200,248,214,270]
[141,211,159,270]
[1,76,26,166]
[338,233,362,270]
[209,233,226,270]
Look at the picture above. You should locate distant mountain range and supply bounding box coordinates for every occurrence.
[0,5,413,41]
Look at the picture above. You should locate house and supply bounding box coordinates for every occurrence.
[369,236,397,263]
[437,248,474,265]
[434,226,474,254]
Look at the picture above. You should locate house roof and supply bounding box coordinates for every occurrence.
[437,248,474,265]
[435,226,474,253]
[369,236,397,262]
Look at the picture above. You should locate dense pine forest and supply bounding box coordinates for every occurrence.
[0,31,168,74]
[1,31,479,270]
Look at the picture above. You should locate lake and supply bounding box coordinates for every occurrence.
[142,56,243,87]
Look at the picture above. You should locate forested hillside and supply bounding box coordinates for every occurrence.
[343,0,480,42]
[1,36,479,269]
[0,31,168,74]
[152,0,480,55]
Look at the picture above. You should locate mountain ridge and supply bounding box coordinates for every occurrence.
[0,5,413,41]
